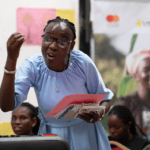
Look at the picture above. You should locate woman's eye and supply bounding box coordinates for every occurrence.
[20,116,26,120]
[45,37,50,41]
[12,117,16,121]
[115,126,120,129]
[45,36,52,42]
[143,67,150,73]
[58,39,66,45]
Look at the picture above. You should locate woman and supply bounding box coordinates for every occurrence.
[116,50,150,138]
[0,17,113,150]
[108,105,150,150]
[11,102,40,135]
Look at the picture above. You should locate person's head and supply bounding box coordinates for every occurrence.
[41,16,76,72]
[11,103,39,135]
[126,50,150,89]
[107,105,137,141]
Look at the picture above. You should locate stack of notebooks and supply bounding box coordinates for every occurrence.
[45,94,106,119]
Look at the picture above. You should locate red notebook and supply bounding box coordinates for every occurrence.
[45,94,106,117]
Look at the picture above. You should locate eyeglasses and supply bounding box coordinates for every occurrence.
[41,34,73,48]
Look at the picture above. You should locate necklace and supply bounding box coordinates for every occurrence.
[55,63,71,92]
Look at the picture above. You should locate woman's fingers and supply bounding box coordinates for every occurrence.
[7,32,25,61]
[78,112,98,123]
[7,32,23,46]
[7,32,19,43]
[12,36,25,49]
[10,34,24,47]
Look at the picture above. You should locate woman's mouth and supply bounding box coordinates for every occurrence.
[47,53,55,60]
[13,127,22,132]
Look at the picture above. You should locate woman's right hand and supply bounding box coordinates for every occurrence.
[7,32,25,61]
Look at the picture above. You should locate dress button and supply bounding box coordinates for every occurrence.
[56,88,59,92]
[70,63,72,66]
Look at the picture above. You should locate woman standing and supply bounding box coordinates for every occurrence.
[0,17,113,150]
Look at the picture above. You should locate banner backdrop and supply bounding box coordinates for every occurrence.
[92,1,150,133]
[93,1,150,55]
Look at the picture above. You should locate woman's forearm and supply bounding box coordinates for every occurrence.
[0,58,17,112]
[99,100,111,114]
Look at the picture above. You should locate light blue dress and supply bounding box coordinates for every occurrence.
[14,49,113,150]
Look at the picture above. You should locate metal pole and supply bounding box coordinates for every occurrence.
[79,0,91,57]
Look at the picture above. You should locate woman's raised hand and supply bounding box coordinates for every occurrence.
[7,32,25,61]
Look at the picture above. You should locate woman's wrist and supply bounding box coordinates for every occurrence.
[5,57,17,71]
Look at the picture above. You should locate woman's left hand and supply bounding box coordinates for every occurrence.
[77,109,104,123]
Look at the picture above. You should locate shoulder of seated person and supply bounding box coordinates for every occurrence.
[117,92,137,102]
[119,92,137,100]
[115,92,138,107]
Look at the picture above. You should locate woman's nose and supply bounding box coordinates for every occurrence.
[49,40,57,51]
[109,128,115,134]
[14,118,21,124]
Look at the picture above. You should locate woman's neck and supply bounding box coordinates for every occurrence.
[118,133,133,145]
[138,85,150,102]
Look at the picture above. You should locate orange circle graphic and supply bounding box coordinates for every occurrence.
[113,15,119,22]
[106,15,119,22]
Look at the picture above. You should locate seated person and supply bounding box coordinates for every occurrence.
[107,105,150,150]
[11,102,40,135]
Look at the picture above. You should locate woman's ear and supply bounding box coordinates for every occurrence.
[127,121,132,132]
[128,121,132,127]
[69,41,75,53]
[32,117,37,128]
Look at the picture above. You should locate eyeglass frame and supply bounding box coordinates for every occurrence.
[41,34,73,48]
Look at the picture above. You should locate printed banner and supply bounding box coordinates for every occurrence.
[93,1,150,55]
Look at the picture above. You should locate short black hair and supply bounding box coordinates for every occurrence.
[20,103,40,135]
[20,102,37,118]
[43,16,76,40]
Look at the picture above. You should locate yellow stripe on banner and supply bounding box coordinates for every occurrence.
[56,10,75,24]
[0,122,15,135]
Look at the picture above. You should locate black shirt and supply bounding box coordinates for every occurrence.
[108,135,150,150]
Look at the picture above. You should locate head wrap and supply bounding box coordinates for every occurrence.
[126,50,150,76]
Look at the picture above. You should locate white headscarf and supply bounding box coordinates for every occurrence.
[126,50,150,76]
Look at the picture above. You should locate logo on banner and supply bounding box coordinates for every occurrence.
[106,15,119,23]
[137,21,142,26]
[137,20,150,27]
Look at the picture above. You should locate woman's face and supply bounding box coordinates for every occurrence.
[11,107,36,135]
[136,57,150,88]
[42,22,75,71]
[108,115,130,141]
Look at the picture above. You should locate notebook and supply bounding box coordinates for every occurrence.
[45,94,106,118]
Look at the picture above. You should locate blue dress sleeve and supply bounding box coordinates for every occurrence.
[76,51,114,100]
[13,57,36,109]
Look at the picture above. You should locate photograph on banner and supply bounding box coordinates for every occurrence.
[93,1,150,100]
[93,1,150,134]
